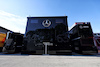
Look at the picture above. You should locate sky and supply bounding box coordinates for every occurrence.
[0,0,100,34]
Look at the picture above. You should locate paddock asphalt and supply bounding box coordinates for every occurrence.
[0,52,100,67]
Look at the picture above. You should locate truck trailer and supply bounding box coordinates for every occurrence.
[69,22,98,54]
[21,16,72,55]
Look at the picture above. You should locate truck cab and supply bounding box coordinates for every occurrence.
[69,22,98,54]
[3,31,23,53]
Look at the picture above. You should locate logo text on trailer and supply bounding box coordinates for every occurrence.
[42,20,51,27]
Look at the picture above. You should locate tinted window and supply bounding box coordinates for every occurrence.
[94,34,96,35]
[98,33,100,35]
[56,19,63,23]
[8,33,15,39]
[31,19,38,23]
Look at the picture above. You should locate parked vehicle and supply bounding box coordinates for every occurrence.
[22,16,72,55]
[94,33,100,53]
[69,22,98,54]
[0,32,6,52]
[3,31,23,53]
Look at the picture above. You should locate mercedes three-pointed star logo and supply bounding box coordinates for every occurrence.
[42,19,51,27]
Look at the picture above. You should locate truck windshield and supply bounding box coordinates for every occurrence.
[8,33,14,39]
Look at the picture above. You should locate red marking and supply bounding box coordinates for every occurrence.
[75,23,77,25]
[88,37,93,38]
[75,22,84,25]
[1,37,6,43]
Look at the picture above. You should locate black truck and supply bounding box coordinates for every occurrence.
[3,31,23,53]
[21,16,72,55]
[69,22,98,54]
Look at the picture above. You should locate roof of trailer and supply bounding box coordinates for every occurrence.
[69,22,90,31]
[0,26,10,31]
[27,16,67,18]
